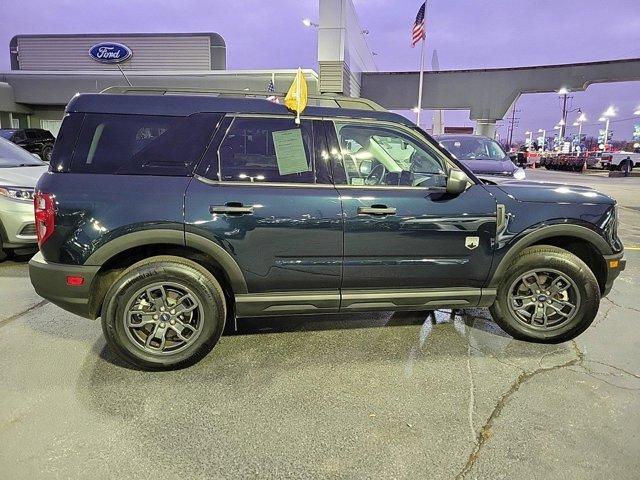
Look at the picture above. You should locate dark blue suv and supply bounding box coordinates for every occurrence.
[29,90,625,370]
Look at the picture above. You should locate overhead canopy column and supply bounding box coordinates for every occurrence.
[318,0,377,97]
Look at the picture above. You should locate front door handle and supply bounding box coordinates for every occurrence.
[210,202,254,216]
[357,205,397,216]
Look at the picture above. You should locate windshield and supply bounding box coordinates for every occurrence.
[0,130,15,140]
[439,136,508,161]
[0,137,46,167]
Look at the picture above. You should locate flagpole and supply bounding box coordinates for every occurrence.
[296,68,301,125]
[416,38,425,127]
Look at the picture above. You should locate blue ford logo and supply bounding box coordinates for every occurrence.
[88,42,132,64]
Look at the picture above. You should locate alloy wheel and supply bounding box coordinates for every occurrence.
[507,268,581,331]
[123,282,203,355]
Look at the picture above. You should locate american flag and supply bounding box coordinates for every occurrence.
[411,2,426,47]
[267,76,279,103]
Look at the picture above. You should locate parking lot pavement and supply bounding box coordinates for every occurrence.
[1,170,639,479]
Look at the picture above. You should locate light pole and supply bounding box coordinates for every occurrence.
[572,112,587,144]
[553,125,562,151]
[538,128,546,151]
[557,87,570,140]
[599,106,616,151]
[525,130,533,148]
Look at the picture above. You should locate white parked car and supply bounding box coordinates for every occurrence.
[0,137,48,260]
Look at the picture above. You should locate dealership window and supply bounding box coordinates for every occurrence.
[218,117,315,183]
[41,120,62,138]
[70,113,219,175]
[333,122,446,188]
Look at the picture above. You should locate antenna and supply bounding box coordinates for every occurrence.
[116,63,133,87]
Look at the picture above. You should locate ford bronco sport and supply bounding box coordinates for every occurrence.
[29,88,625,370]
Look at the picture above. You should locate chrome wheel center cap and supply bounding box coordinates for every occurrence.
[160,312,171,322]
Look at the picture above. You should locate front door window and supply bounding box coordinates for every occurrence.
[333,122,447,188]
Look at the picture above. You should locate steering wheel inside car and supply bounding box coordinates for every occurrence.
[365,163,387,185]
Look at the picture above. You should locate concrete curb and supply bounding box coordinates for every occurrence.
[609,171,640,178]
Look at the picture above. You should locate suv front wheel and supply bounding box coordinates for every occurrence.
[101,256,226,370]
[490,245,600,343]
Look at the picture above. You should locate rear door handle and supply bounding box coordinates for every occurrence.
[210,203,254,215]
[357,205,397,216]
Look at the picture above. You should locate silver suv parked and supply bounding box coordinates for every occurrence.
[0,137,47,260]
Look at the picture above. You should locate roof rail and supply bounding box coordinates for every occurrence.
[99,85,387,112]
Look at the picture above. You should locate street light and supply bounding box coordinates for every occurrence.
[634,107,640,116]
[557,87,570,95]
[599,107,616,151]
[573,112,587,140]
[524,130,533,148]
[302,18,319,27]
[538,128,546,151]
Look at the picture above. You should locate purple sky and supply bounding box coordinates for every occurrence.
[1,0,638,141]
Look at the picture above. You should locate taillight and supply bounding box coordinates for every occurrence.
[34,192,55,247]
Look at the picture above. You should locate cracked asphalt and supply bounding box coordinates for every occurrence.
[1,170,639,479]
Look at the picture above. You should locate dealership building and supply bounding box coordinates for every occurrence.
[0,33,321,136]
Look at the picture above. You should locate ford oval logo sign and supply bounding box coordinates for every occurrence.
[88,42,132,64]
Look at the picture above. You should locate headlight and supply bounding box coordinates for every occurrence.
[0,186,35,202]
[513,168,526,180]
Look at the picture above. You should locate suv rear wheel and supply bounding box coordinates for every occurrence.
[490,245,600,343]
[101,256,226,370]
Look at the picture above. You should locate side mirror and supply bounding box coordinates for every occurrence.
[446,169,469,195]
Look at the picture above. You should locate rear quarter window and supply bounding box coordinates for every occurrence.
[70,113,220,175]
[49,114,84,172]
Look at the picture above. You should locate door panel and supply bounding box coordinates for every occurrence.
[325,119,497,291]
[338,185,496,289]
[185,181,343,293]
[185,116,343,299]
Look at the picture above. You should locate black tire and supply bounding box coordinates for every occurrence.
[41,144,53,162]
[101,255,226,370]
[490,245,600,343]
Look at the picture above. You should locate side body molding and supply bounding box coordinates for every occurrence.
[488,223,614,288]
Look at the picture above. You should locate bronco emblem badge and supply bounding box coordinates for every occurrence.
[465,236,480,250]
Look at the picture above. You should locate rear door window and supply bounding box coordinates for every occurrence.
[70,113,220,175]
[217,117,316,183]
